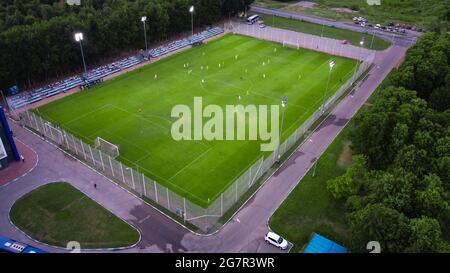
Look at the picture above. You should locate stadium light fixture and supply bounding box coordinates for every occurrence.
[74,32,83,42]
[141,16,148,53]
[189,6,195,36]
[281,96,288,108]
[329,59,335,70]
[277,96,288,160]
[74,32,87,74]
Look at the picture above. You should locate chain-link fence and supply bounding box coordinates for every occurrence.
[231,22,375,62]
[19,33,374,233]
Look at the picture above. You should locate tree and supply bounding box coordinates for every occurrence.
[0,0,254,90]
[417,174,450,223]
[406,217,448,253]
[327,155,367,199]
[365,169,421,217]
[348,204,411,252]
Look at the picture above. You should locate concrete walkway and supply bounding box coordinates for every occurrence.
[0,29,409,253]
[0,122,189,253]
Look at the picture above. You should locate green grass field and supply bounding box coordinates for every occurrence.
[36,34,356,208]
[260,14,391,50]
[255,0,448,30]
[10,182,140,248]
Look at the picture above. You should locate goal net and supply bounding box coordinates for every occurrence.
[95,137,120,158]
[283,41,300,50]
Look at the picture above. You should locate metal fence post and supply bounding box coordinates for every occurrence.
[64,131,70,149]
[221,193,223,216]
[109,156,114,177]
[130,168,135,189]
[166,188,170,210]
[142,174,146,196]
[99,150,105,171]
[72,136,78,155]
[120,163,125,183]
[89,146,95,166]
[183,198,186,221]
[80,139,86,159]
[235,180,238,203]
[154,181,158,203]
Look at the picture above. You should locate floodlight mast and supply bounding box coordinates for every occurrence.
[74,32,87,74]
[141,16,148,53]
[321,59,335,113]
[277,96,288,160]
[353,38,365,83]
[189,6,194,36]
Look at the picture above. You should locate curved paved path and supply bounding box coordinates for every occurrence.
[0,27,410,253]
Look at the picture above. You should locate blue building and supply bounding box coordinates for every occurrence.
[0,106,20,171]
[304,233,348,253]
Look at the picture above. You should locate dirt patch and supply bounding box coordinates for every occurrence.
[337,140,353,168]
[289,1,317,9]
[331,8,357,14]
[296,1,317,8]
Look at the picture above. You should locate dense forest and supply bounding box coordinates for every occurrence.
[0,0,253,91]
[327,32,450,252]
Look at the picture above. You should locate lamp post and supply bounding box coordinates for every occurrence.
[353,38,364,83]
[189,6,194,36]
[321,59,335,113]
[277,96,288,160]
[370,30,375,49]
[141,16,148,53]
[74,32,87,74]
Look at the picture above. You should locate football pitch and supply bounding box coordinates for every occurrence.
[36,34,356,208]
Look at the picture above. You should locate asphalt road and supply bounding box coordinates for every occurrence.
[250,5,419,48]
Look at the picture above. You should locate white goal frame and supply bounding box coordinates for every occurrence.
[282,41,300,50]
[95,137,120,158]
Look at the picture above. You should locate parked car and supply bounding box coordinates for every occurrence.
[265,232,289,250]
[341,39,348,44]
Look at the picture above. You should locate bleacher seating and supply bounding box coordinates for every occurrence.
[8,27,223,110]
[149,27,223,58]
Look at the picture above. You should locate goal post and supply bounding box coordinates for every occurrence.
[282,41,300,50]
[95,137,120,158]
